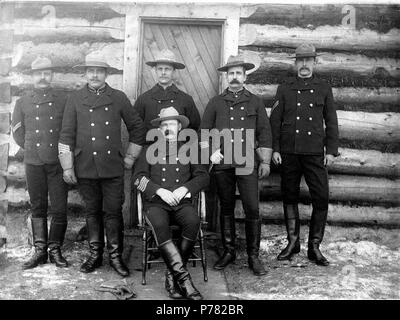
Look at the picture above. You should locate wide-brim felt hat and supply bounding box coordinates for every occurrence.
[217,54,255,72]
[25,56,57,74]
[146,49,186,70]
[73,53,119,73]
[150,107,190,129]
[289,43,322,59]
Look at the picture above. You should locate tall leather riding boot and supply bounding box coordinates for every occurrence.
[213,214,236,270]
[80,216,104,273]
[277,204,300,261]
[245,219,267,276]
[22,218,48,270]
[165,237,196,299]
[48,221,68,268]
[105,218,129,277]
[159,240,203,300]
[307,208,329,266]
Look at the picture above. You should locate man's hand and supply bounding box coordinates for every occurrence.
[210,149,224,164]
[272,152,282,165]
[172,186,189,203]
[324,154,335,166]
[124,155,136,170]
[258,163,270,179]
[63,168,77,185]
[156,188,179,207]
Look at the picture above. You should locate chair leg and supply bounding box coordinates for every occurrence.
[142,229,148,285]
[199,228,208,282]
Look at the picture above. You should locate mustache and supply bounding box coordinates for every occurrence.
[38,79,50,84]
[229,79,241,84]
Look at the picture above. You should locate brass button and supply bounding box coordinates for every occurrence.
[106,136,109,140]
[310,103,313,107]
[36,105,39,108]
[230,117,234,120]
[49,129,53,133]
[309,117,312,121]
[36,117,39,120]
[298,91,301,94]
[36,143,40,147]
[162,168,166,171]
[176,179,179,183]
[241,117,244,120]
[162,178,166,182]
[50,116,53,120]
[36,130,39,133]
[297,103,301,106]
[50,144,53,147]
[310,90,314,93]
[89,109,93,112]
[91,123,95,126]
[93,152,97,155]
[49,102,52,106]
[105,121,109,125]
[176,168,179,171]
[105,107,108,111]
[308,131,311,135]
[296,130,299,133]
[297,116,300,120]
[107,150,111,154]
[92,137,95,141]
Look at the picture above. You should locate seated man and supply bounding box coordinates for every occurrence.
[133,107,209,300]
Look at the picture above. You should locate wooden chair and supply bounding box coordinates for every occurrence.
[137,190,208,285]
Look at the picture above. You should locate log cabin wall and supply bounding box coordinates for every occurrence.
[3,1,400,228]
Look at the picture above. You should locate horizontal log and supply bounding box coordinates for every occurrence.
[13,41,124,72]
[248,85,400,104]
[9,16,125,42]
[10,72,123,94]
[330,148,400,177]
[240,4,400,34]
[0,97,17,113]
[235,200,400,226]
[0,82,11,103]
[14,2,123,22]
[0,30,13,54]
[241,49,400,78]
[239,24,400,52]
[0,58,12,76]
[0,186,84,207]
[259,173,400,206]
[264,108,400,144]
[242,49,400,87]
[336,111,400,143]
[338,139,400,154]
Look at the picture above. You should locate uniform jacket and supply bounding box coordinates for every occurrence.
[133,84,201,136]
[133,141,209,210]
[59,84,146,179]
[270,76,339,156]
[200,87,272,170]
[12,88,67,165]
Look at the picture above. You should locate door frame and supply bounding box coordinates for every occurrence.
[123,3,241,101]
[137,17,225,97]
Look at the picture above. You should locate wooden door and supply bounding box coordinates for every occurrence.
[139,20,223,116]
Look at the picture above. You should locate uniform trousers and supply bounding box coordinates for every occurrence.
[25,163,68,223]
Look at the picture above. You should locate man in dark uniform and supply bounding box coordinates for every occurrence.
[12,56,69,269]
[270,43,339,266]
[58,54,146,277]
[200,55,273,276]
[133,49,201,133]
[133,106,209,300]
